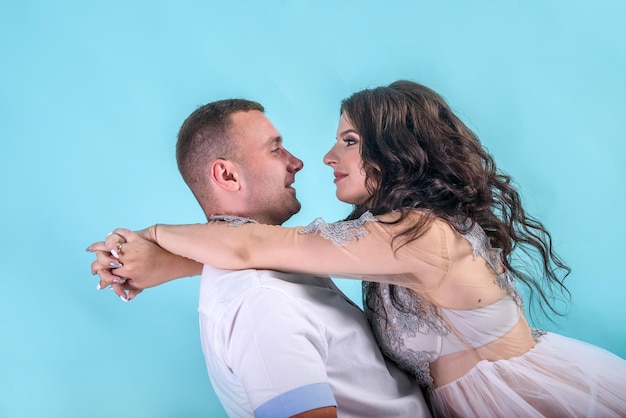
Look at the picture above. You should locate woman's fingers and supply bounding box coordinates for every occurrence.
[92,250,123,272]
[88,228,152,302]
[110,282,129,302]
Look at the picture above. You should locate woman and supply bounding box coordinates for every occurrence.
[97,81,626,417]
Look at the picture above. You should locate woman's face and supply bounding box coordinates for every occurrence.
[323,114,371,205]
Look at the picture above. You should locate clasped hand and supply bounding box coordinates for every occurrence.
[86,226,166,302]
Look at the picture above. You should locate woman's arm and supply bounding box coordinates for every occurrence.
[130,213,451,287]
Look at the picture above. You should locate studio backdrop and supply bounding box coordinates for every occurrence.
[1,1,624,417]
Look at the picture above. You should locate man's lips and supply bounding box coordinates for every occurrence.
[333,172,348,183]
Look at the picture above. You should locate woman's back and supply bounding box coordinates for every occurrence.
[360,215,626,417]
[363,216,536,387]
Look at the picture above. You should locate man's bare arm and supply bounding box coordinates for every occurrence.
[292,406,337,418]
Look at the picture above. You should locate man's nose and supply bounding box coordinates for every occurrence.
[287,154,303,173]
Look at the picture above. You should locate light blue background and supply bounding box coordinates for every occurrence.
[1,1,625,417]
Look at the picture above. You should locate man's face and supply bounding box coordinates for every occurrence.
[230,110,303,225]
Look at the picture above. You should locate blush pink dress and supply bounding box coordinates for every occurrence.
[296,211,626,418]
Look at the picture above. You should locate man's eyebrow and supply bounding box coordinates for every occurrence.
[265,135,283,146]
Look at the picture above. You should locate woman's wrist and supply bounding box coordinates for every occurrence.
[135,224,160,244]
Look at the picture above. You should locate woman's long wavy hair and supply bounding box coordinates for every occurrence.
[342,80,570,319]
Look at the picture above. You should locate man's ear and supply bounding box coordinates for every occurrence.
[210,159,241,191]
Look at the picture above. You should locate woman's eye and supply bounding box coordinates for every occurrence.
[343,138,357,146]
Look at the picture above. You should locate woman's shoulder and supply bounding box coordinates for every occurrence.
[370,210,459,258]
[374,209,454,233]
[298,209,456,251]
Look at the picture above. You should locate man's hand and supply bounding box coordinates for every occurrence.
[87,229,203,301]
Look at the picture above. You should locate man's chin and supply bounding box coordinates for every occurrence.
[293,202,302,215]
[284,200,302,222]
[289,199,301,215]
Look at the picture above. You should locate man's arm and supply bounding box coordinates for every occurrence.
[212,286,339,417]
[292,406,336,418]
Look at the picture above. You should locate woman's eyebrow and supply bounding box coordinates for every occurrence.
[338,129,358,138]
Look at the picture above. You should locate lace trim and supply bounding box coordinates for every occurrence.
[531,328,547,341]
[299,211,378,246]
[208,215,258,226]
[460,222,524,307]
[388,285,449,336]
[384,345,434,389]
[365,283,442,388]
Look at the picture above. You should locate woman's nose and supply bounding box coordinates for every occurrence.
[323,146,337,166]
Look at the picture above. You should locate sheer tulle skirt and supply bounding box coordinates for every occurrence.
[430,333,626,418]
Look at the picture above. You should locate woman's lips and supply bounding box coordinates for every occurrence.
[333,172,347,183]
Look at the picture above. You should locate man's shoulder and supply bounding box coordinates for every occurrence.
[201,265,329,293]
[199,266,332,316]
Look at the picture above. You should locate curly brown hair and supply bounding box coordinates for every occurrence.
[341,80,570,318]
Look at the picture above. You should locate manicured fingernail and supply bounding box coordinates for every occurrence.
[111,278,126,284]
[119,295,128,302]
[110,249,120,259]
[107,232,112,236]
[85,245,92,252]
[96,283,102,290]
[110,261,122,268]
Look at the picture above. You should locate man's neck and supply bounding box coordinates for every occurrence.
[204,211,283,226]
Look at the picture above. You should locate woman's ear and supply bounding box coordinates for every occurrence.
[210,159,241,191]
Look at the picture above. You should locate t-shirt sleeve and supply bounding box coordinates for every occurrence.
[220,287,337,417]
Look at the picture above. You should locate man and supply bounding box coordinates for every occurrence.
[88,99,430,417]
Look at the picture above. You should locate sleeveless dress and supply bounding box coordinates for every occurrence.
[301,212,626,418]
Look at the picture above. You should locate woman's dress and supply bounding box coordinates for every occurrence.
[302,212,626,417]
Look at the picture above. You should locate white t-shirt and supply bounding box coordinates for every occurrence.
[198,265,430,418]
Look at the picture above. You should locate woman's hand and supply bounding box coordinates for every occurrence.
[132,225,159,244]
[87,228,202,301]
